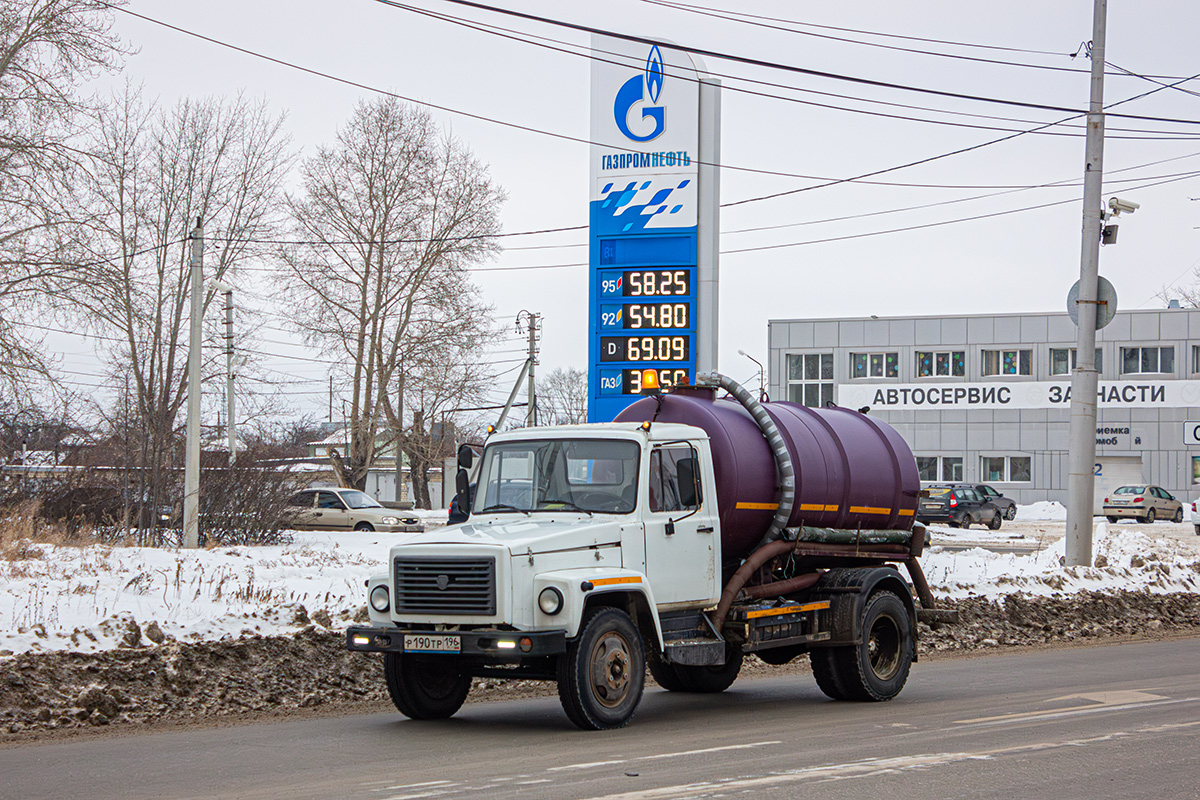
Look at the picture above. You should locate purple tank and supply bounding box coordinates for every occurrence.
[616,387,920,561]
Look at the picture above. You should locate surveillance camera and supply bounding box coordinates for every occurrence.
[1108,197,1140,215]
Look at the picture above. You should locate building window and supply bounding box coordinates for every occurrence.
[1193,456,1200,484]
[982,349,1032,377]
[1121,346,1174,375]
[850,352,898,379]
[982,455,1032,482]
[915,351,965,378]
[1192,345,1200,374]
[917,456,963,482]
[787,353,833,408]
[1050,348,1103,376]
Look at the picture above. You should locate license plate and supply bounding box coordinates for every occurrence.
[404,634,461,653]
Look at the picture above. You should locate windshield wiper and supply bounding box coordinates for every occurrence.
[537,499,593,516]
[478,504,530,515]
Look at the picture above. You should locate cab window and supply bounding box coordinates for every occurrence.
[649,446,702,513]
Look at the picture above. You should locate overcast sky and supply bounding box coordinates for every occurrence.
[64,0,1200,421]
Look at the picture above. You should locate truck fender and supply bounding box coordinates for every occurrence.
[535,568,664,651]
[810,566,918,660]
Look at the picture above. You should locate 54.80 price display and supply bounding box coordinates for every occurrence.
[600,335,689,363]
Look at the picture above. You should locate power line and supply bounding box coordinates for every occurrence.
[384,0,1197,141]
[641,0,1199,84]
[103,1,1200,230]
[404,0,1200,126]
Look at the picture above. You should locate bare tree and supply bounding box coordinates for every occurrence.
[0,0,127,391]
[73,89,292,535]
[538,367,588,425]
[280,97,504,491]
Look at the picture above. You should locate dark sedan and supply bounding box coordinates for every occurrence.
[917,485,1002,529]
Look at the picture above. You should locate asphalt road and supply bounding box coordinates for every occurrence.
[3,638,1199,800]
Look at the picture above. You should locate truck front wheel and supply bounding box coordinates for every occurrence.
[557,607,645,730]
[812,590,913,702]
[384,652,471,720]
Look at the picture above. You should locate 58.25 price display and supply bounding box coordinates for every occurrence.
[600,335,689,363]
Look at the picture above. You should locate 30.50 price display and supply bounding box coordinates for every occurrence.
[600,335,690,363]
[624,368,689,393]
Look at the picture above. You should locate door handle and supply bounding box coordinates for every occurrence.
[697,525,714,534]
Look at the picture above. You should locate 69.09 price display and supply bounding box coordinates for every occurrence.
[600,335,690,363]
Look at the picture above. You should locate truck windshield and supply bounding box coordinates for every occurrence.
[473,439,639,514]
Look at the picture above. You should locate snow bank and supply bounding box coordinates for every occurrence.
[1,519,1198,656]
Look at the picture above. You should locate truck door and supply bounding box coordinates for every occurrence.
[643,444,719,607]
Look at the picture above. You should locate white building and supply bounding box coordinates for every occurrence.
[768,307,1200,508]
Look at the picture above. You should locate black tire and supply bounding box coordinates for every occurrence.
[647,647,687,692]
[557,607,645,730]
[671,644,744,693]
[355,522,375,532]
[1145,508,1156,523]
[1107,516,1119,524]
[1173,508,1184,524]
[1004,505,1017,521]
[810,647,850,700]
[383,652,471,720]
[815,591,913,702]
[988,511,1002,530]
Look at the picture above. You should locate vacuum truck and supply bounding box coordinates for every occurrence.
[345,372,952,730]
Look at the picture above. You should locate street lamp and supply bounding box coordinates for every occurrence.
[737,349,766,402]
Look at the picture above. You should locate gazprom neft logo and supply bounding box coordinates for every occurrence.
[614,45,666,142]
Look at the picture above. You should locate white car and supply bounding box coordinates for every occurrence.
[284,488,423,532]
[1103,485,1183,524]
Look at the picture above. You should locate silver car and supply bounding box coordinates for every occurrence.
[284,488,424,532]
[1103,485,1183,524]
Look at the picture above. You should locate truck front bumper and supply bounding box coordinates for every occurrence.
[345,626,567,657]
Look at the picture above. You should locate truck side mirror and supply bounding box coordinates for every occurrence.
[457,444,474,470]
[456,468,470,498]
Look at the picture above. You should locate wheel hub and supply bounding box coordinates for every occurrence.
[590,631,632,707]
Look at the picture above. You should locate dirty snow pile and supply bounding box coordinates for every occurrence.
[922,521,1200,599]
[1,505,1198,657]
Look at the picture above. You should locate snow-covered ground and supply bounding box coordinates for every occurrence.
[1,503,1198,657]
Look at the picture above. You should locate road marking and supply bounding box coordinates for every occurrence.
[576,718,1200,800]
[547,741,781,772]
[953,691,1200,727]
[548,760,628,772]
[639,741,783,761]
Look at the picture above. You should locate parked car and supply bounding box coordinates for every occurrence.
[1103,485,1183,524]
[969,483,1017,520]
[283,488,423,532]
[1193,501,1199,535]
[917,484,1002,529]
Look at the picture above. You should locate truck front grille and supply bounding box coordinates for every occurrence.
[393,556,497,615]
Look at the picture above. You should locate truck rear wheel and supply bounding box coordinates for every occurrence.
[557,607,645,730]
[384,652,471,720]
[813,590,913,702]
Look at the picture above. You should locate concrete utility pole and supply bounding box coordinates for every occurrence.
[518,310,540,426]
[1065,0,1108,567]
[211,281,236,466]
[183,220,203,549]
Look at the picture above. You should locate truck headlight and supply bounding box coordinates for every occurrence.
[538,587,563,616]
[370,585,390,613]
